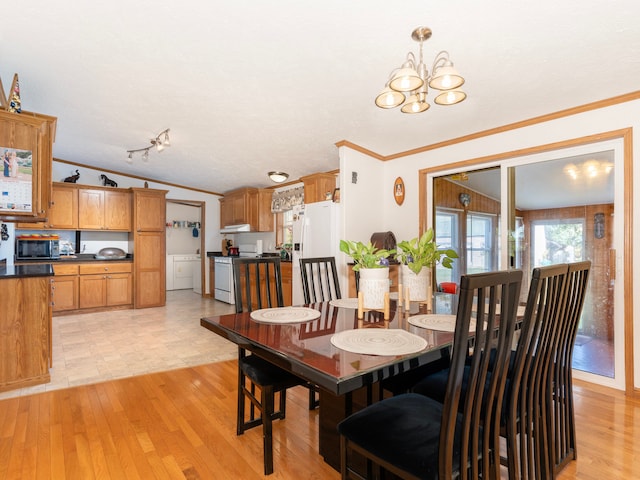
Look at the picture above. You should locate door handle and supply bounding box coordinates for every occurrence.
[609,248,616,281]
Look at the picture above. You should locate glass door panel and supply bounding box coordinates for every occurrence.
[433,167,501,292]
[511,153,615,378]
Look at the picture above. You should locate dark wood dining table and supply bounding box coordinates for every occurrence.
[200,297,456,471]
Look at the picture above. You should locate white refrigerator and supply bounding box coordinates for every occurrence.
[291,200,342,305]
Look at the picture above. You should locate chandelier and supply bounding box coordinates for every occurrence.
[126,128,171,164]
[375,27,466,114]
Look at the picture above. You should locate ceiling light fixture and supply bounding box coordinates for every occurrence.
[126,128,171,164]
[268,171,289,183]
[375,26,466,114]
[563,160,613,180]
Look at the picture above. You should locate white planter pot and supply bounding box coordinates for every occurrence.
[401,265,431,302]
[359,267,390,309]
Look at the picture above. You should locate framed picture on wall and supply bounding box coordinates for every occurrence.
[394,177,405,205]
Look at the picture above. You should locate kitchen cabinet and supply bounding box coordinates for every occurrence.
[131,188,167,308]
[51,263,79,312]
[219,187,273,232]
[300,173,336,204]
[0,109,56,223]
[0,273,52,392]
[281,261,292,306]
[78,187,132,230]
[78,263,132,309]
[17,182,78,229]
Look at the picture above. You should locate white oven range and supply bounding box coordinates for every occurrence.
[213,244,260,304]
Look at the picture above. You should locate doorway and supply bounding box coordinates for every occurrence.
[426,132,630,391]
[166,199,206,296]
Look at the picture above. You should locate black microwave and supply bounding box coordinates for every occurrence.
[16,236,60,260]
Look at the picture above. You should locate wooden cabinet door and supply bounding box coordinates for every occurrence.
[301,173,336,203]
[79,274,107,308]
[219,197,233,228]
[281,262,293,306]
[78,189,105,229]
[106,273,132,306]
[230,194,246,225]
[52,275,79,312]
[49,185,78,229]
[104,190,132,230]
[134,190,166,231]
[134,231,165,308]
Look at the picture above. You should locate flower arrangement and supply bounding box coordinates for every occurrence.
[395,228,458,274]
[339,240,395,272]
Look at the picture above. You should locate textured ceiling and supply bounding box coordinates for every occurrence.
[2,1,638,195]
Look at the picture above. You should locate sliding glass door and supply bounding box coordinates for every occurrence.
[429,138,625,388]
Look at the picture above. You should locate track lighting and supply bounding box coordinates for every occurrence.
[126,128,171,163]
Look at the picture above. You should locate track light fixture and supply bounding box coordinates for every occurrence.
[126,128,171,164]
[375,27,466,114]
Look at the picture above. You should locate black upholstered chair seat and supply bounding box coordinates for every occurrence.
[240,354,303,390]
[338,393,465,480]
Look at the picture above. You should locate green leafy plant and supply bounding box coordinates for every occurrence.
[395,228,458,274]
[339,240,395,272]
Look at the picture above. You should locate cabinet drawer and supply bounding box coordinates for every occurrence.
[54,264,79,275]
[80,262,132,275]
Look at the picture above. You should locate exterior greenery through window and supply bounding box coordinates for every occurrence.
[531,219,584,266]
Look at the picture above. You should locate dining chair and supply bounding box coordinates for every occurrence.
[502,263,570,480]
[299,256,342,303]
[337,269,523,480]
[550,261,590,476]
[232,257,307,476]
[299,256,342,408]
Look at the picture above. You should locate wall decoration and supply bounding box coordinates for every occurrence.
[8,74,21,113]
[0,147,33,213]
[63,169,80,183]
[459,192,471,208]
[594,212,605,239]
[100,173,118,187]
[393,177,405,205]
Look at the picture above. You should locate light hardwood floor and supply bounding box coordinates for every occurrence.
[0,291,638,478]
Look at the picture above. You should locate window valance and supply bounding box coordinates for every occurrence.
[271,186,304,213]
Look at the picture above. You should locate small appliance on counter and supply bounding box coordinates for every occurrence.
[15,235,60,260]
[94,247,127,260]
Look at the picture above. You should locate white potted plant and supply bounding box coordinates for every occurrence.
[395,228,458,302]
[339,240,395,309]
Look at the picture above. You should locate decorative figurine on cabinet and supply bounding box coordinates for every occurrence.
[63,169,80,183]
[100,174,118,187]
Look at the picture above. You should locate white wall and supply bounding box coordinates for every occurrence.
[0,221,15,264]
[166,202,201,255]
[341,97,640,390]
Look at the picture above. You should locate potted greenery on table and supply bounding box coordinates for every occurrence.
[395,228,458,302]
[339,240,395,309]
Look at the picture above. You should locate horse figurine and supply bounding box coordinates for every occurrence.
[100,174,118,187]
[63,170,80,183]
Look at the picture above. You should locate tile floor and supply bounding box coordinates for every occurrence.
[0,290,237,400]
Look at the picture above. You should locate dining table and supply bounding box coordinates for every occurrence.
[200,295,458,471]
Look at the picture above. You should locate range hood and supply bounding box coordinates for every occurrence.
[220,223,251,234]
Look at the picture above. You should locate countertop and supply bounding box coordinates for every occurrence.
[0,263,55,279]
[15,253,134,265]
